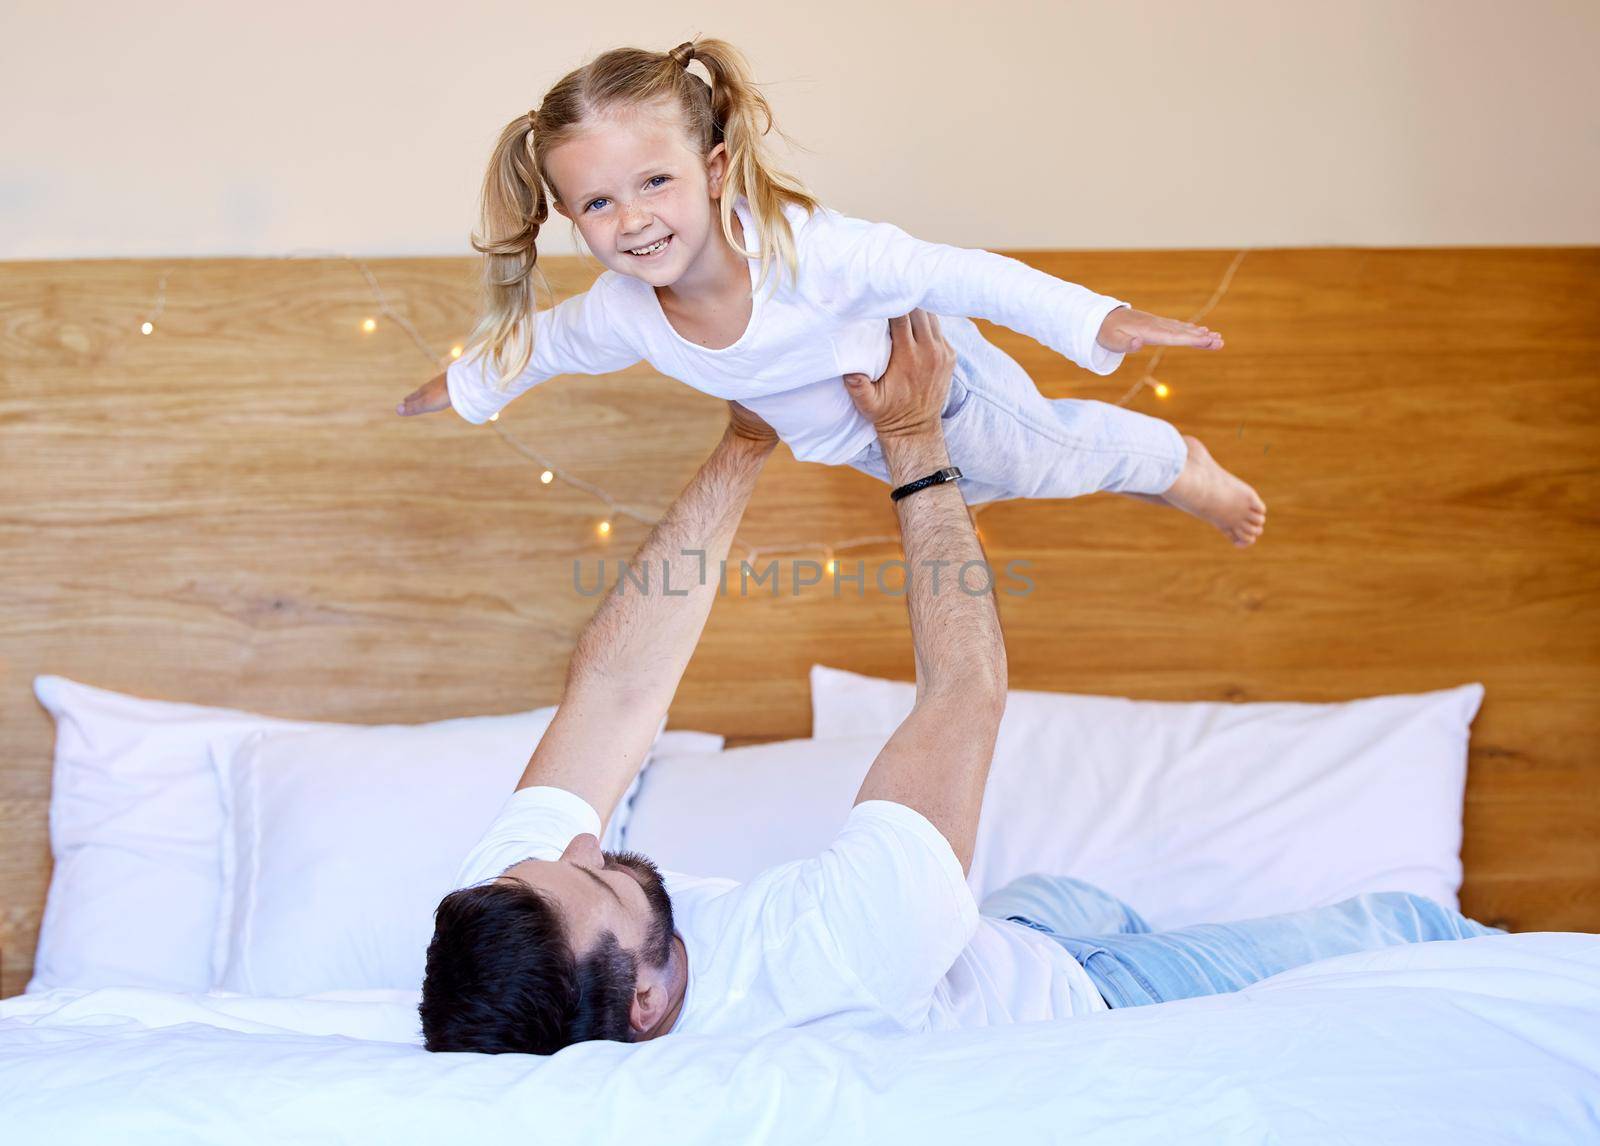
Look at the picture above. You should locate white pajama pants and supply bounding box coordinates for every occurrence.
[844,315,1188,505]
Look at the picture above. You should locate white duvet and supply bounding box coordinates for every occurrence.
[4,933,1598,1145]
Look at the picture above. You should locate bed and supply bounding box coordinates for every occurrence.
[5,934,1598,1143]
[2,249,1597,1140]
[4,666,1600,1143]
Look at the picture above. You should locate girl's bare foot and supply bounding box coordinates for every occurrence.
[1154,435,1266,547]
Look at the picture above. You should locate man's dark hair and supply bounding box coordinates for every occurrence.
[419,879,639,1054]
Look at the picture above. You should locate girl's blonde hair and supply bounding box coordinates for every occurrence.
[463,38,821,384]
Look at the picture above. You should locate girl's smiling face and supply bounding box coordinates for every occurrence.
[546,107,728,288]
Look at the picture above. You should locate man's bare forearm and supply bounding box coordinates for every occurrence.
[881,433,1008,704]
[515,426,773,804]
[851,429,1007,873]
[570,427,773,701]
[841,308,1005,872]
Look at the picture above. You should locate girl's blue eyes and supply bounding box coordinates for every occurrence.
[585,176,670,213]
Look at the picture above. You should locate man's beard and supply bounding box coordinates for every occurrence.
[603,848,675,970]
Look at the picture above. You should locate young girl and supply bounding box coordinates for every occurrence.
[398,39,1265,546]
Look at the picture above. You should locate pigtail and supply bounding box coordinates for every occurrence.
[677,39,821,296]
[460,113,552,387]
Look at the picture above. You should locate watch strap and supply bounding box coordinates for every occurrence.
[890,466,964,502]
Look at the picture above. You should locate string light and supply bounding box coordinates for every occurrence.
[135,268,172,337]
[126,246,1247,564]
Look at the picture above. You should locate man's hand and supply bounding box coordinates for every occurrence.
[396,371,451,417]
[1096,307,1223,355]
[727,401,779,447]
[842,310,957,440]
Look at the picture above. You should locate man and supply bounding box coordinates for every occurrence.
[420,310,1496,1055]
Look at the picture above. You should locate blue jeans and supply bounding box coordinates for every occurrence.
[845,315,1188,505]
[980,874,1504,1008]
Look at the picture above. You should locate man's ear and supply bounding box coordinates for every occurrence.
[705,143,728,200]
[628,975,669,1040]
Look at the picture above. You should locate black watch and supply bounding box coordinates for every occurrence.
[890,466,963,502]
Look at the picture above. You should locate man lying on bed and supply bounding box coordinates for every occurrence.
[419,310,1498,1055]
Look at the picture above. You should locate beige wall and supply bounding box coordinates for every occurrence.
[4,0,1596,258]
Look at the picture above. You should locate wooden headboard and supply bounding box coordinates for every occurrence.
[2,248,1595,996]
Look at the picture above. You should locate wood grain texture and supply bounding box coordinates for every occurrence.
[2,248,1596,996]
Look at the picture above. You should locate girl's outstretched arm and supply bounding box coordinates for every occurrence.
[813,210,1218,376]
[396,371,450,416]
[1094,306,1221,354]
[395,274,643,423]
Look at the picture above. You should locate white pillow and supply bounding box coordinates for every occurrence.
[809,665,1484,928]
[30,673,706,995]
[213,719,724,996]
[624,737,888,880]
[29,676,319,993]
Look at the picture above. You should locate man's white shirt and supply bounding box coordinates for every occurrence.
[454,785,1108,1039]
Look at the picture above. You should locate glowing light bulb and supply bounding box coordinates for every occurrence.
[361,318,377,333]
[598,520,612,536]
[140,321,154,335]
[540,470,554,484]
[450,345,463,359]
[488,412,499,422]
[1153,382,1170,398]
[825,559,836,575]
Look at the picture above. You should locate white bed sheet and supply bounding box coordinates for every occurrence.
[3,933,1597,1145]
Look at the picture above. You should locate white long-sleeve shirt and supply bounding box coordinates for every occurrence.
[446,198,1128,464]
